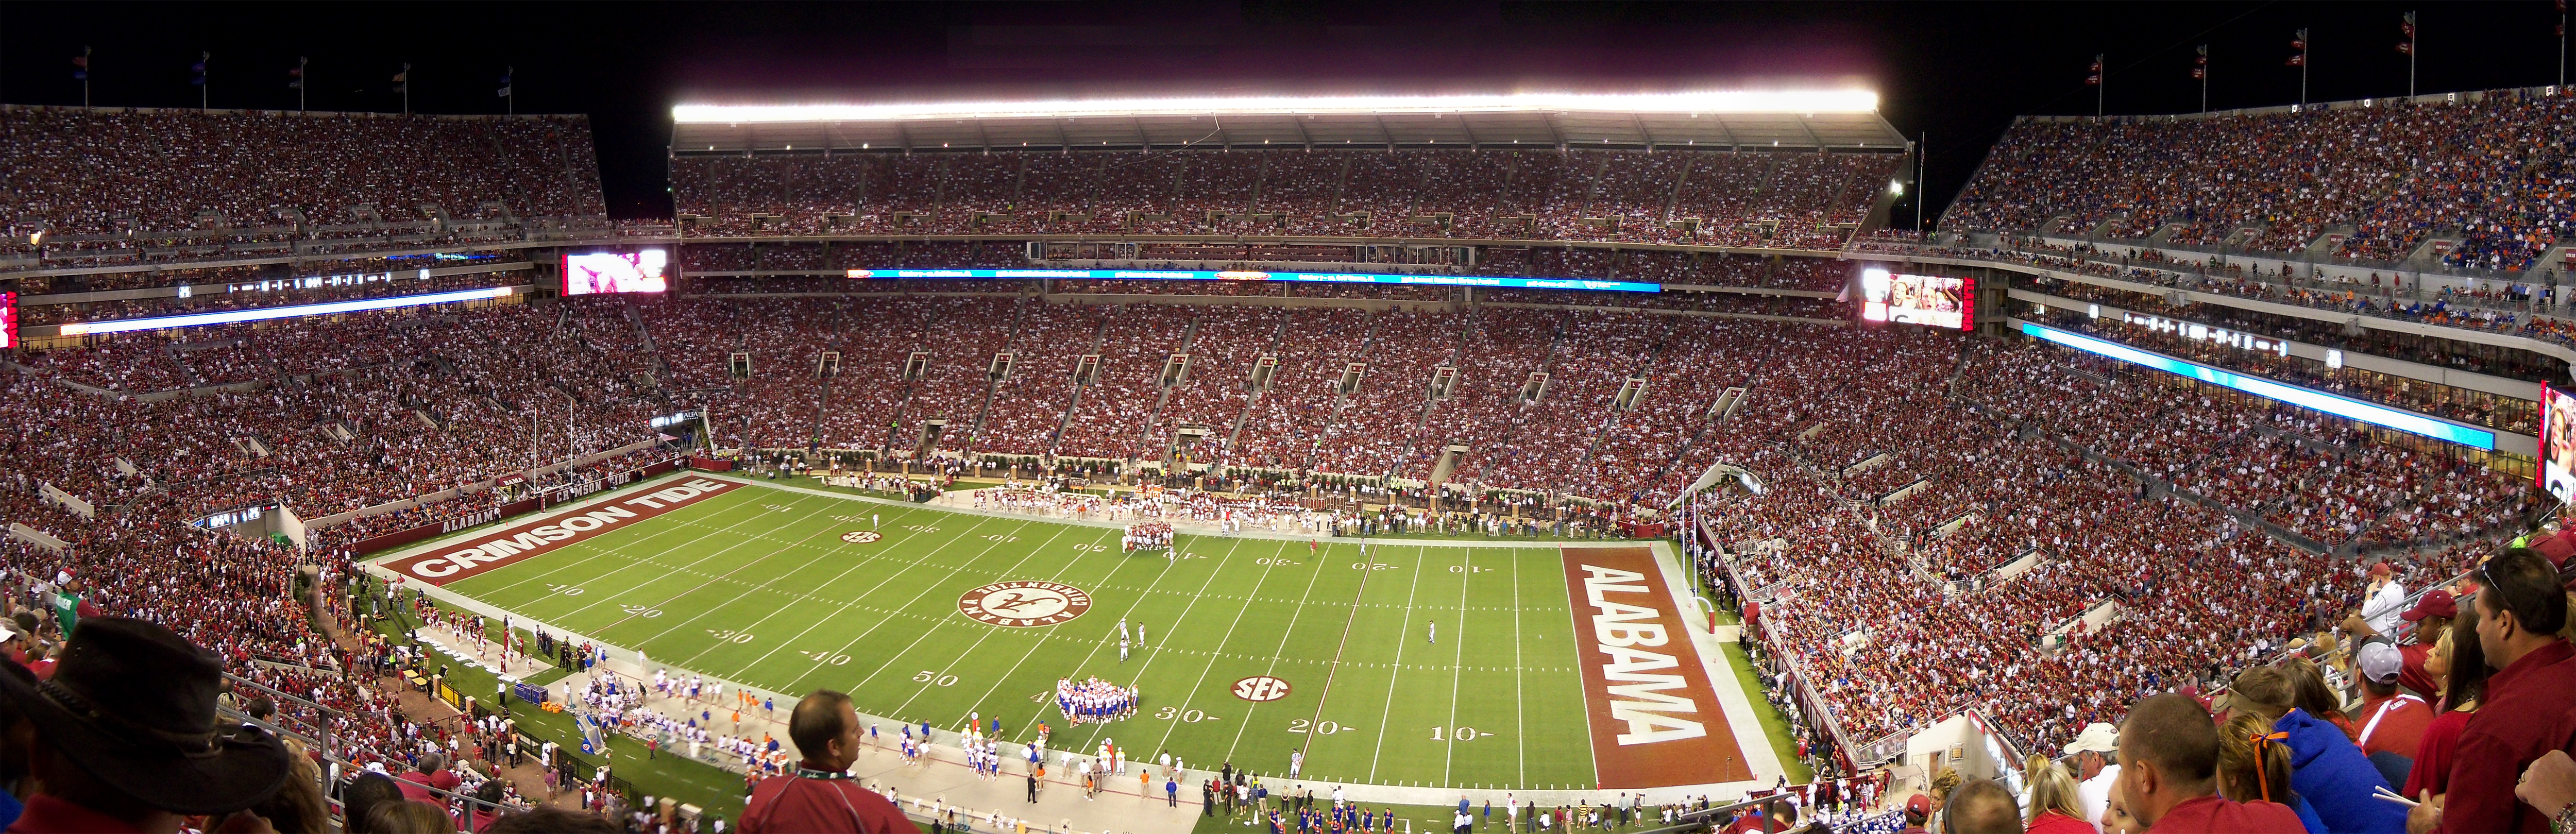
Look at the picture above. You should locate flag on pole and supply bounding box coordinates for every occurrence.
[496,67,513,98]
[2192,44,2208,79]
[392,64,409,93]
[287,58,306,90]
[190,53,208,87]
[2289,28,2308,65]
[2086,57,2102,86]
[71,48,89,81]
[2398,11,2416,53]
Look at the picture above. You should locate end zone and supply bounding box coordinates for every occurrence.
[1561,546,1754,788]
[377,476,744,585]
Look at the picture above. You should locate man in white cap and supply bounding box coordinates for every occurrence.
[2062,721,2120,830]
[2351,640,2430,763]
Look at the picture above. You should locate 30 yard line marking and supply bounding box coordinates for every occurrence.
[1363,545,1430,782]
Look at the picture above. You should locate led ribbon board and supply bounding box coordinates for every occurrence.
[56,287,516,336]
[842,268,1659,293]
[2019,321,2496,450]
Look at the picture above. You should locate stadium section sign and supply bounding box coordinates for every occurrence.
[1560,547,1752,788]
[380,477,740,585]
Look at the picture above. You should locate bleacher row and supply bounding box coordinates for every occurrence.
[1942,86,2576,273]
[1702,331,2532,764]
[669,147,1899,248]
[0,107,609,265]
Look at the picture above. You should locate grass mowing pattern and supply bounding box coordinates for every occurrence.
[430,482,1604,791]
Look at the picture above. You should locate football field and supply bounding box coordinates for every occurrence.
[375,474,1761,794]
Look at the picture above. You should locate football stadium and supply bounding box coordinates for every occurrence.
[4,3,2576,833]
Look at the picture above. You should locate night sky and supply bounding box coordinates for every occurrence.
[2,2,2565,222]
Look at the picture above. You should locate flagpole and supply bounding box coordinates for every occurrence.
[76,47,91,109]
[2404,12,2417,99]
[2300,30,2309,106]
[2196,45,2209,113]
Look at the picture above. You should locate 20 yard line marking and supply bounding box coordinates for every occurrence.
[1217,538,1335,766]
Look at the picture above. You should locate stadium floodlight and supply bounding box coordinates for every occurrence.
[671,90,1880,123]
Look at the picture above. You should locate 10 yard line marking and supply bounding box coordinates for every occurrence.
[1441,549,1472,786]
[457,487,769,602]
[528,492,840,624]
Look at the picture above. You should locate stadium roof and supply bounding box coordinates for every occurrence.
[669,91,1907,154]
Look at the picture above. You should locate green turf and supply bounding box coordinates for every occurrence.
[1720,641,1811,785]
[413,480,1611,792]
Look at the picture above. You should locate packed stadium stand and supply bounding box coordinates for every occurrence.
[7,84,2576,834]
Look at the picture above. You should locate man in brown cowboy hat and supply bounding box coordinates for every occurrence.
[0,617,292,833]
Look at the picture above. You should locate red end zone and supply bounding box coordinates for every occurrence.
[377,476,742,585]
[1561,546,1753,788]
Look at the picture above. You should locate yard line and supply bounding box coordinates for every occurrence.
[651,503,942,669]
[777,516,1054,697]
[1142,536,1271,756]
[1292,541,1378,765]
[949,525,1133,723]
[1513,548,1527,786]
[883,522,1103,720]
[1009,539,1233,738]
[586,505,860,640]
[1216,539,1334,765]
[1441,548,1472,787]
[456,487,770,599]
[1045,536,1252,756]
[1362,546,1430,783]
[725,512,1002,679]
[527,492,841,623]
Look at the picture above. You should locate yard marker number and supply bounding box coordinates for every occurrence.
[707,629,755,644]
[620,605,663,618]
[1430,726,1490,741]
[546,584,584,596]
[913,671,958,686]
[1155,707,1217,723]
[1288,719,1350,735]
[802,651,851,666]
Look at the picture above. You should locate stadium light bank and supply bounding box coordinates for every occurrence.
[671,90,1879,123]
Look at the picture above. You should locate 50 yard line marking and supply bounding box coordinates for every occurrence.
[1009,534,1229,742]
[947,524,1133,723]
[882,521,1099,721]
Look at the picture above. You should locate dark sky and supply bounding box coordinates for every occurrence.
[2,2,2567,222]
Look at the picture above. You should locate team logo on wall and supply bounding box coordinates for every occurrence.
[1232,675,1292,702]
[841,531,883,544]
[958,582,1092,627]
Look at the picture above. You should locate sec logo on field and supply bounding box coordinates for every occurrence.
[1232,675,1291,702]
[958,582,1093,627]
[840,531,882,543]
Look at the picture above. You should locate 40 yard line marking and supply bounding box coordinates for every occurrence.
[882,521,1098,721]
[723,510,1002,687]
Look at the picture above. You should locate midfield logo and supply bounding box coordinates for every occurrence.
[958,581,1093,627]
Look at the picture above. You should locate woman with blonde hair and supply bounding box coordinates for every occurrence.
[2217,712,2328,833]
[2019,755,2094,833]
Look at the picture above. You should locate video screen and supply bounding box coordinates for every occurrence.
[0,292,14,350]
[562,250,670,295]
[2543,384,2576,504]
[1860,269,1972,329]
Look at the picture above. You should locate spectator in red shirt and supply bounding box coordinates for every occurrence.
[2410,549,2576,834]
[2401,602,2490,806]
[2351,641,2433,775]
[2115,693,2307,834]
[740,689,917,833]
